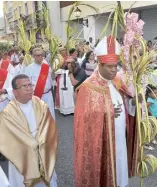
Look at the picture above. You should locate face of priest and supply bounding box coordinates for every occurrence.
[98,63,118,80]
[13,78,34,104]
[33,49,43,64]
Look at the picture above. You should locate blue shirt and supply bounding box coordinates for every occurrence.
[147,97,157,117]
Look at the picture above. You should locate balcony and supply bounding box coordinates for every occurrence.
[5,11,13,19]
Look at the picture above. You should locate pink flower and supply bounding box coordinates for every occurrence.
[130,13,139,24]
[124,30,135,46]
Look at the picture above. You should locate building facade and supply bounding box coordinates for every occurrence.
[48,1,157,44]
[3,1,157,45]
[3,1,47,43]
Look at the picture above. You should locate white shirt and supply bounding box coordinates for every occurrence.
[19,100,37,137]
[0,166,10,187]
[14,64,26,77]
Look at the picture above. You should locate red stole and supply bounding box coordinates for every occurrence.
[34,63,49,99]
[1,59,10,70]
[0,68,8,89]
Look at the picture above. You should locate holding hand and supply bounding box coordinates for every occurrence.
[132,93,143,106]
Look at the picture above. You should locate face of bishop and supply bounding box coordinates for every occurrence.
[98,62,118,80]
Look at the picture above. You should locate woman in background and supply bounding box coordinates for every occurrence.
[81,50,97,77]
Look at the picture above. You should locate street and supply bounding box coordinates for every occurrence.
[1,110,157,187]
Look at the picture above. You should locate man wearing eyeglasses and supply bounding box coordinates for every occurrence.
[0,74,58,187]
[25,48,55,119]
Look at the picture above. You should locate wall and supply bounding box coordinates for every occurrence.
[60,1,157,21]
[47,1,62,38]
[95,13,111,40]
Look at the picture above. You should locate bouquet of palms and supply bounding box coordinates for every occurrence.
[120,12,157,187]
[96,2,157,186]
[17,18,32,67]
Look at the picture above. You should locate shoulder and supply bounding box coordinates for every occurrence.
[147,97,154,103]
[32,96,48,107]
[26,62,35,69]
[25,63,36,73]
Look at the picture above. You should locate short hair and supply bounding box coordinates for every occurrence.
[69,48,76,55]
[86,42,89,45]
[32,48,43,55]
[12,74,29,90]
[147,40,152,45]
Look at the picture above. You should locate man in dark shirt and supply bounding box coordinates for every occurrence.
[67,58,87,91]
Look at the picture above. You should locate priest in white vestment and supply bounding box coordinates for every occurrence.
[0,68,14,112]
[0,74,58,187]
[25,48,55,119]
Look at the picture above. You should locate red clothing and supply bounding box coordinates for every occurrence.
[74,70,139,187]
[0,59,10,70]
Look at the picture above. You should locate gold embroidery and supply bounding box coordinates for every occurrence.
[104,94,116,187]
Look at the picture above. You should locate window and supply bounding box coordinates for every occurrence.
[25,2,28,16]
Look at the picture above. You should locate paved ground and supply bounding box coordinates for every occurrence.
[1,111,157,187]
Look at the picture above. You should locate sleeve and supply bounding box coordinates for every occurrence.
[124,96,136,117]
[147,97,154,104]
[75,70,86,82]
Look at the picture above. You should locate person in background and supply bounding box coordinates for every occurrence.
[147,40,153,52]
[25,48,55,120]
[11,47,20,66]
[14,56,25,76]
[89,37,94,51]
[67,58,87,91]
[84,41,90,53]
[81,50,97,76]
[0,51,15,76]
[77,49,85,67]
[69,48,78,60]
[145,85,157,150]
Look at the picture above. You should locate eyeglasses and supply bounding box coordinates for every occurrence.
[35,54,43,57]
[15,84,34,90]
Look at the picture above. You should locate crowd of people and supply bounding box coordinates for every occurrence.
[0,35,157,187]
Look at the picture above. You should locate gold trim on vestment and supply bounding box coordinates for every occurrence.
[0,96,58,187]
[81,82,116,187]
